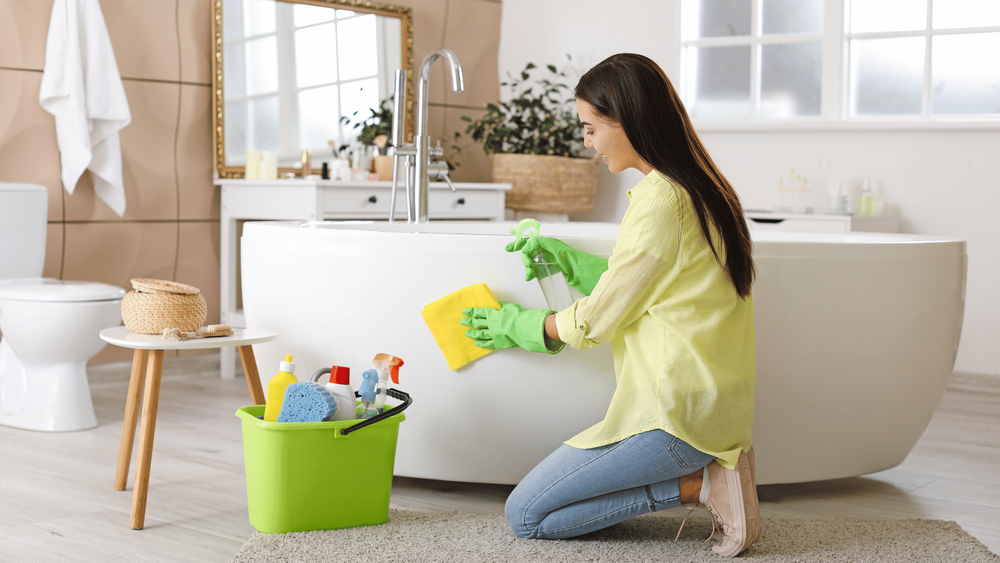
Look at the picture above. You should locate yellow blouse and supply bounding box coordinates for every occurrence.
[554,170,755,470]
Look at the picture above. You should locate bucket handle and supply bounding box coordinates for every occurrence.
[339,388,412,436]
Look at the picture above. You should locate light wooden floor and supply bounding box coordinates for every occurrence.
[1,354,997,562]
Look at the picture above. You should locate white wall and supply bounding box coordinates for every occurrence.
[499,0,1000,377]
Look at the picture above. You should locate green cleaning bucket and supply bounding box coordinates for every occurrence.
[235,389,411,533]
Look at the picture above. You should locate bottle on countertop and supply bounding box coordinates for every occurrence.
[858,178,877,216]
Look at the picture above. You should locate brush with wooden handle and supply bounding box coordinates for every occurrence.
[161,324,233,341]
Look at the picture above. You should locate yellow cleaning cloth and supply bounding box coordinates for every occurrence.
[421,283,501,371]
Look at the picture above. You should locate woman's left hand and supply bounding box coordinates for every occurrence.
[460,302,561,354]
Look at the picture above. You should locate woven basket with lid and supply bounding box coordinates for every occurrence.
[121,278,207,334]
[492,154,599,214]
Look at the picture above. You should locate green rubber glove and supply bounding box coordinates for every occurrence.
[460,302,562,354]
[505,236,609,296]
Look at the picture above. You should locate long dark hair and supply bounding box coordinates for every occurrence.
[575,53,755,299]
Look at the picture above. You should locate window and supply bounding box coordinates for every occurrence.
[848,0,1000,117]
[222,0,397,165]
[681,0,825,119]
[680,0,1000,123]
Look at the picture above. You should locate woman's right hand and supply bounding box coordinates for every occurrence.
[505,236,609,296]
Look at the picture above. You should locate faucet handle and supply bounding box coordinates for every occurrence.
[440,173,457,193]
[428,139,445,159]
[427,161,457,192]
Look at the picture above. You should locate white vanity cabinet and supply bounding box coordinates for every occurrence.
[745,211,899,233]
[215,178,510,379]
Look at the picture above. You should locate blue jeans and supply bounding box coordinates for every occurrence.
[505,430,715,539]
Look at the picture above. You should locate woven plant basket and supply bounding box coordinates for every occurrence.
[492,154,599,214]
[121,278,207,334]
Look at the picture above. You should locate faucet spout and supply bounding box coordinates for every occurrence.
[420,48,465,93]
[412,48,464,223]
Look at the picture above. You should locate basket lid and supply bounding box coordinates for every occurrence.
[0,278,126,302]
[130,278,201,295]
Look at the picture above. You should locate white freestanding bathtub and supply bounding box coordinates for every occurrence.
[241,220,966,485]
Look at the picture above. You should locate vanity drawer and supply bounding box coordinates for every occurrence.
[429,189,504,219]
[747,216,849,233]
[320,186,395,218]
[745,212,899,233]
[319,185,504,220]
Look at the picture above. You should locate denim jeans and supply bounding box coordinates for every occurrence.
[505,429,715,539]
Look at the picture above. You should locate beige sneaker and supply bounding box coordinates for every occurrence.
[700,448,760,557]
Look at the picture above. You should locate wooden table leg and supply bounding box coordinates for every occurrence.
[115,349,148,491]
[130,349,164,530]
[237,345,266,405]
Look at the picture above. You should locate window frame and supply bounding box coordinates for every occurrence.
[679,0,1000,131]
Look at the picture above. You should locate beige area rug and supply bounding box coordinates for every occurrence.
[231,509,999,562]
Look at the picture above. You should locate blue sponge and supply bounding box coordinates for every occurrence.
[277,382,339,422]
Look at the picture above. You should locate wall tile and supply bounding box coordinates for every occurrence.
[63,80,180,222]
[0,0,52,71]
[89,341,135,365]
[443,106,491,183]
[178,0,213,85]
[63,221,176,364]
[102,0,180,82]
[398,0,449,105]
[0,69,64,222]
[178,84,218,220]
[175,221,221,326]
[441,0,500,109]
[44,223,64,279]
[62,222,178,291]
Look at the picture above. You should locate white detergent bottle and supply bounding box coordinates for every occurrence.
[310,365,356,421]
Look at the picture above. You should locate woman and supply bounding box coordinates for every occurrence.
[461,53,758,557]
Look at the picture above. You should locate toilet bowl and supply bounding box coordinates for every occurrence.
[0,278,126,431]
[1,182,128,432]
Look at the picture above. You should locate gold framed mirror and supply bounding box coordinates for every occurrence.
[212,0,413,178]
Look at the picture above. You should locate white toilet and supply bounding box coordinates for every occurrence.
[0,183,126,432]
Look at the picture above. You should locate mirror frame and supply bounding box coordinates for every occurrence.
[211,0,414,178]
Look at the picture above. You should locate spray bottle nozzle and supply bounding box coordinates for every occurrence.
[358,369,378,403]
[373,353,404,384]
[510,218,540,243]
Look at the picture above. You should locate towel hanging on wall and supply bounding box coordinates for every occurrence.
[39,0,131,217]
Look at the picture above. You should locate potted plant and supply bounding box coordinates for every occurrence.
[340,96,394,179]
[456,59,598,214]
[341,96,394,149]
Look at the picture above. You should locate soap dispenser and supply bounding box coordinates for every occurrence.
[263,354,298,422]
[858,178,876,216]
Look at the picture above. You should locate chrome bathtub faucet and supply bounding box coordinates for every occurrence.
[389,49,464,223]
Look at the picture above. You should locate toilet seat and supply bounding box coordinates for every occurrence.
[0,278,126,302]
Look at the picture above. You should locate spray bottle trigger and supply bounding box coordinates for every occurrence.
[510,218,540,243]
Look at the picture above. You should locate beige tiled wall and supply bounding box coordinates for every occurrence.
[0,0,500,365]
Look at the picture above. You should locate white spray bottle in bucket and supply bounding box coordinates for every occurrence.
[511,218,578,311]
[372,353,403,413]
[357,353,403,419]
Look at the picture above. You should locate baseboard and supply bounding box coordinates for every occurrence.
[949,370,1000,394]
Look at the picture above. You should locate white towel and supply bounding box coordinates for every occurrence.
[39,0,131,217]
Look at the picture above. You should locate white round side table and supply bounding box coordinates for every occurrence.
[99,326,277,530]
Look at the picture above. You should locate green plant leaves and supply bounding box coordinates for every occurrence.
[339,95,394,146]
[454,58,584,158]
